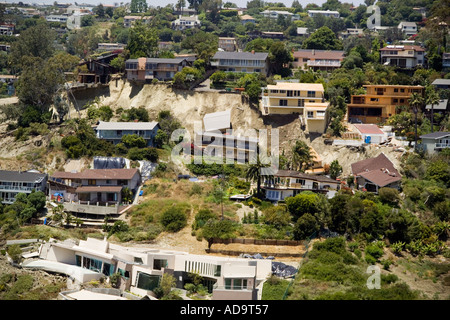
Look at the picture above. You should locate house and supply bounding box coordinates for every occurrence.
[351,153,402,193]
[340,28,364,39]
[380,45,425,68]
[45,15,69,23]
[443,53,450,69]
[262,170,340,201]
[48,168,141,224]
[296,27,310,37]
[425,99,448,115]
[95,121,160,147]
[27,237,272,300]
[292,49,345,72]
[432,78,450,90]
[239,14,255,24]
[261,81,326,114]
[261,10,300,21]
[347,84,424,124]
[218,37,238,52]
[97,43,126,52]
[398,21,418,37]
[353,124,387,144]
[123,15,152,28]
[0,24,14,36]
[211,51,269,75]
[171,15,201,31]
[0,170,47,204]
[419,132,450,155]
[77,53,120,84]
[125,57,191,81]
[196,110,258,163]
[261,31,284,40]
[307,10,340,18]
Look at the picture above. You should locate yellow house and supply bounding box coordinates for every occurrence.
[347,84,424,124]
[261,82,329,133]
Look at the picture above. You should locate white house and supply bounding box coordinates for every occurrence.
[307,10,340,18]
[353,124,387,145]
[419,132,450,155]
[398,21,418,37]
[171,15,201,31]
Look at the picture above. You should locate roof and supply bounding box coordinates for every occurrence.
[261,10,295,15]
[267,82,324,91]
[272,170,338,184]
[212,51,268,61]
[0,170,47,183]
[359,169,402,187]
[354,124,385,135]
[425,99,448,110]
[203,109,231,132]
[145,57,186,64]
[76,186,123,193]
[308,10,340,14]
[399,21,417,27]
[240,14,254,20]
[419,132,450,140]
[380,45,425,52]
[293,49,345,60]
[297,27,309,34]
[51,168,140,180]
[65,289,128,300]
[351,153,399,176]
[432,79,450,86]
[96,121,159,131]
[22,260,100,283]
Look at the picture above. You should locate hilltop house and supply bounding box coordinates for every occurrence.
[218,37,238,52]
[125,57,191,82]
[353,124,387,145]
[340,28,364,39]
[211,51,269,75]
[95,121,160,147]
[292,49,345,72]
[398,21,418,37]
[171,15,201,31]
[347,84,424,124]
[76,53,120,84]
[262,170,340,201]
[261,82,329,133]
[419,132,450,155]
[0,24,14,36]
[48,168,141,225]
[351,153,402,193]
[261,10,300,21]
[380,45,425,68]
[26,237,272,300]
[239,14,255,24]
[307,10,340,18]
[123,15,152,28]
[0,170,47,204]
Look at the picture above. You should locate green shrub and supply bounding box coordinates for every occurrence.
[365,253,377,265]
[365,244,384,260]
[160,207,187,232]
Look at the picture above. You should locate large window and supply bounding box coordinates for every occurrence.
[103,263,115,276]
[153,259,168,270]
[136,272,160,291]
[279,99,287,106]
[82,257,103,273]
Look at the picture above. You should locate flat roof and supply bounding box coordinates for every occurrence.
[96,121,159,131]
[213,51,268,61]
[203,109,231,132]
[267,82,324,91]
[354,124,385,135]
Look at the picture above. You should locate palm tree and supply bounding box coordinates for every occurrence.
[292,140,313,172]
[425,87,440,133]
[245,154,273,197]
[409,92,424,150]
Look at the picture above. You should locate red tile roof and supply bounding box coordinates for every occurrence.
[380,45,425,51]
[51,169,139,180]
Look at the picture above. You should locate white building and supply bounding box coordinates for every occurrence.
[24,237,272,300]
[171,15,201,31]
[307,10,340,18]
[261,10,300,21]
[398,21,418,37]
[380,45,425,68]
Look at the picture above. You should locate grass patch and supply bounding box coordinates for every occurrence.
[262,276,291,300]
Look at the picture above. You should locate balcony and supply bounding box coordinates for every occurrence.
[0,185,37,193]
[63,201,121,215]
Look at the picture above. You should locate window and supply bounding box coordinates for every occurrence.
[102,263,114,276]
[279,99,288,106]
[307,91,315,97]
[317,111,325,117]
[307,111,314,118]
[298,99,304,107]
[88,179,96,185]
[134,257,143,264]
[136,272,160,291]
[118,268,129,279]
[153,259,168,270]
[214,265,221,277]
[82,257,103,273]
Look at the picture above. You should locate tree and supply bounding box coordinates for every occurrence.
[302,26,342,50]
[425,86,440,133]
[9,23,56,70]
[181,31,218,63]
[127,22,159,58]
[268,41,293,76]
[329,160,342,180]
[293,213,320,240]
[121,134,147,148]
[408,92,424,149]
[245,154,272,196]
[292,140,313,172]
[201,218,236,249]
[285,192,320,220]
[130,0,148,13]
